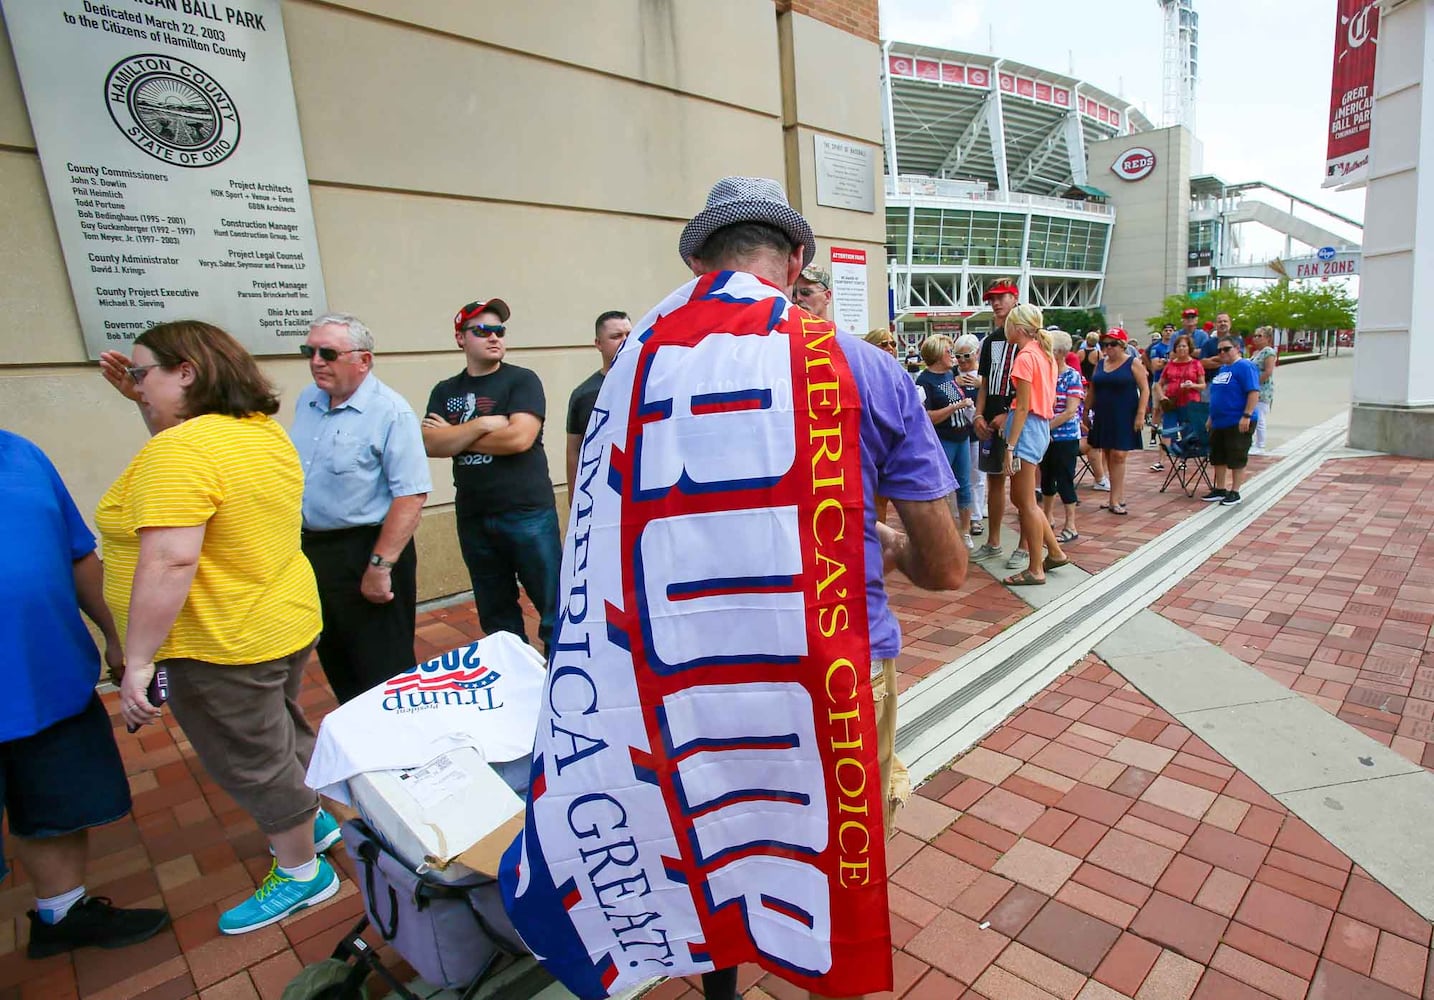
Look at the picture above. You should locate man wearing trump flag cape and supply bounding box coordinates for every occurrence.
[500,176,966,999]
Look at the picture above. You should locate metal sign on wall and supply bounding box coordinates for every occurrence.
[829,246,869,333]
[813,135,876,213]
[2,0,325,358]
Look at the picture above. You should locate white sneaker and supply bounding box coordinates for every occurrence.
[1093,479,1111,492]
[963,534,975,552]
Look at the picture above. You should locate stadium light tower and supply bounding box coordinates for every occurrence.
[1158,0,1198,133]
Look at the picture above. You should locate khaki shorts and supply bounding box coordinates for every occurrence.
[163,639,320,835]
[871,657,908,834]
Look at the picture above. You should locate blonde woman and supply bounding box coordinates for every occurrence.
[864,328,898,356]
[914,334,976,547]
[1248,326,1277,452]
[952,333,986,536]
[1002,305,1068,585]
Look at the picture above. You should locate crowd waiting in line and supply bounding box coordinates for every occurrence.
[4,201,1273,977]
[905,291,1277,585]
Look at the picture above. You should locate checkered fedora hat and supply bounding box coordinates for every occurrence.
[678,176,816,267]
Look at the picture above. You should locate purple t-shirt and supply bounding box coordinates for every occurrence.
[840,334,957,658]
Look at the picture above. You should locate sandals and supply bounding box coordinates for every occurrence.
[1004,570,1046,587]
[1108,503,1128,516]
[1043,556,1070,571]
[1057,529,1080,544]
[971,521,985,536]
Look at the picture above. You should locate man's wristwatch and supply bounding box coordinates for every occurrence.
[1242,413,1253,419]
[369,553,397,570]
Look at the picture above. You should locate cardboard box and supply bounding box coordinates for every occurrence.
[348,747,525,881]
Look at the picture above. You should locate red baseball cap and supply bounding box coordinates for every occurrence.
[1181,308,1199,318]
[1102,328,1129,343]
[984,282,1019,301]
[454,298,511,331]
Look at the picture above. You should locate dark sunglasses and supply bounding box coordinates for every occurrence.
[299,344,366,362]
[466,324,506,338]
[1218,345,1237,353]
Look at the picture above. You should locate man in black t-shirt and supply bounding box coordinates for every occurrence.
[564,310,631,489]
[972,279,1019,559]
[422,297,561,654]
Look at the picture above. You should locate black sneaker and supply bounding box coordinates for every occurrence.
[27,897,170,958]
[1200,489,1228,502]
[1220,490,1243,506]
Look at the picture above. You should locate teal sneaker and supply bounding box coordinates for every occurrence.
[313,808,342,855]
[218,858,339,935]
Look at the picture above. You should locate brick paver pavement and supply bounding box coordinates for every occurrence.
[8,453,1430,999]
[656,656,1434,1000]
[1155,455,1434,769]
[968,445,1276,576]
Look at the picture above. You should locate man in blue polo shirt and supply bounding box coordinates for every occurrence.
[294,312,433,703]
[1202,335,1261,507]
[1,431,170,957]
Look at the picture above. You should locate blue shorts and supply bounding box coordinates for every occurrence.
[0,694,131,880]
[1009,415,1052,465]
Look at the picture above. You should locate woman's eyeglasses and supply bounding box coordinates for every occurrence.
[299,345,366,362]
[125,363,161,383]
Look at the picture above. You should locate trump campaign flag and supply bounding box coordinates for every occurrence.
[500,271,892,998]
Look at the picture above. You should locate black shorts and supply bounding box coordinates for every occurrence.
[1209,424,1254,469]
[0,695,131,879]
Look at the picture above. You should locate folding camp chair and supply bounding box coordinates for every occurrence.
[1159,402,1214,498]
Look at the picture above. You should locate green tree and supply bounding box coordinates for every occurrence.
[1289,281,1357,332]
[1043,308,1106,336]
[1247,282,1301,330]
[1145,287,1253,333]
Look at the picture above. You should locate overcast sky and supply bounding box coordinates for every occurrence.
[879,0,1366,245]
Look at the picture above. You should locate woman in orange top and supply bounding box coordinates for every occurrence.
[1002,305,1068,585]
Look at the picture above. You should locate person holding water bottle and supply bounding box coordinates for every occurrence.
[98,321,339,937]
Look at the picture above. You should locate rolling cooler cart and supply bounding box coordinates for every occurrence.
[282,819,531,1000]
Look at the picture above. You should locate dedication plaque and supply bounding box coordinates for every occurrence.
[2,0,326,357]
[813,134,875,213]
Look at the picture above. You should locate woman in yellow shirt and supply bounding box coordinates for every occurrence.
[97,321,336,936]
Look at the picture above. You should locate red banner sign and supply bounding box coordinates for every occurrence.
[1324,0,1380,187]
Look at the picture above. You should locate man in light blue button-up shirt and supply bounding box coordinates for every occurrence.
[292,312,432,703]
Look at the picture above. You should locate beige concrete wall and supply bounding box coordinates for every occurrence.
[1090,126,1192,333]
[0,0,889,600]
[780,12,889,329]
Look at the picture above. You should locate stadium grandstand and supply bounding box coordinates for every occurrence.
[881,41,1156,338]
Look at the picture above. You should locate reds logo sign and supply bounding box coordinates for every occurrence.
[1111,146,1157,181]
